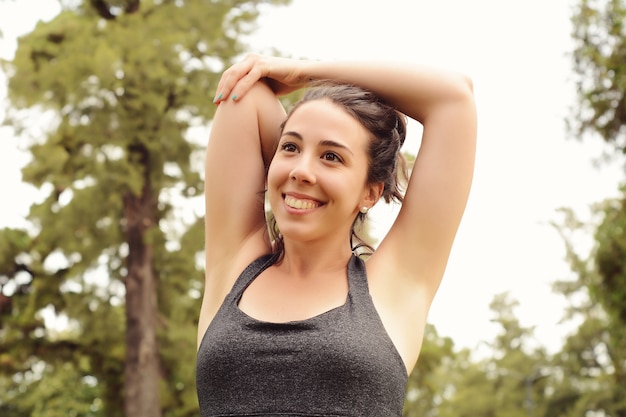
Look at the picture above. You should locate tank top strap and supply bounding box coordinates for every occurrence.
[227,253,277,301]
[347,254,371,298]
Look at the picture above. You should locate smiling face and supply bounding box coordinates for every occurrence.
[267,99,379,247]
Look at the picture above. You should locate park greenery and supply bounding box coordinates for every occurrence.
[0,0,625,416]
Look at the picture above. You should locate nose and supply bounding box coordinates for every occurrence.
[289,155,316,185]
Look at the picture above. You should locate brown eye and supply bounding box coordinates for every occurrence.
[322,152,342,162]
[281,143,298,152]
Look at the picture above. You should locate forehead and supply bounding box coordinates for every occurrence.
[283,99,370,148]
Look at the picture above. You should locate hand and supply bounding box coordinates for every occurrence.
[213,54,309,104]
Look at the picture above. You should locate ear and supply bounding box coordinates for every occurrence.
[361,182,384,209]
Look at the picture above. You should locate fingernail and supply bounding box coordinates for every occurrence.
[231,94,238,101]
[213,93,222,103]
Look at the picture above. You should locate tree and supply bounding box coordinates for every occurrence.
[436,293,552,417]
[570,0,626,157]
[0,0,289,415]
[402,324,456,417]
[552,0,626,414]
[551,202,626,416]
[548,311,624,416]
[593,197,626,329]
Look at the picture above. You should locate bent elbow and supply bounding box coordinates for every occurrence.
[458,73,475,100]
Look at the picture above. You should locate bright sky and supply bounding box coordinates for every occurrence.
[1,0,623,353]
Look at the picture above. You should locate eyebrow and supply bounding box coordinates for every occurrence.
[281,131,354,156]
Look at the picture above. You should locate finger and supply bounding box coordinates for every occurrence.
[213,57,256,103]
[229,66,266,102]
[213,70,243,104]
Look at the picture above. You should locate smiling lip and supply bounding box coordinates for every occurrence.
[283,193,324,210]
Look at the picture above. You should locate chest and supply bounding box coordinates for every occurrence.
[238,266,349,323]
[196,304,407,417]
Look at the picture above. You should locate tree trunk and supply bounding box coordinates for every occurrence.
[123,144,161,417]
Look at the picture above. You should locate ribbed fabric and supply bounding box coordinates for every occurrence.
[196,254,408,417]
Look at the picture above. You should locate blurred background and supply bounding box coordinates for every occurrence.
[1,0,625,416]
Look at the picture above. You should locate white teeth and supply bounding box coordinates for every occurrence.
[284,196,320,210]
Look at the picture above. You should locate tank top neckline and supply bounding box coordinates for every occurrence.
[232,253,358,326]
[216,251,409,379]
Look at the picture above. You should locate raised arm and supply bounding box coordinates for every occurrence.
[199,81,286,344]
[375,65,475,298]
[317,63,477,298]
[215,55,477,299]
[204,81,283,264]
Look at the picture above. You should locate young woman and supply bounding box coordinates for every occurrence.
[196,54,477,417]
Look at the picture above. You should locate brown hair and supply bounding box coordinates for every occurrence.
[268,81,408,259]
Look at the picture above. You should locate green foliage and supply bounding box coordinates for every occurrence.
[594,195,626,325]
[570,0,626,153]
[3,361,104,417]
[0,228,30,276]
[549,315,619,417]
[552,201,626,416]
[0,0,290,415]
[401,294,557,417]
[435,293,552,417]
[403,324,456,417]
[560,0,626,413]
[590,195,626,414]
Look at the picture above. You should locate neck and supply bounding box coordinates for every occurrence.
[279,237,353,278]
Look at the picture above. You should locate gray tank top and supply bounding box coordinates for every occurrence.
[196,254,409,417]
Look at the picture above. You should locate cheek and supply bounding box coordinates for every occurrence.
[266,162,285,203]
[268,154,297,181]
[266,160,282,188]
